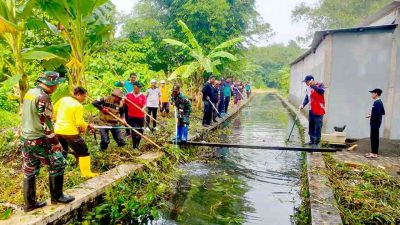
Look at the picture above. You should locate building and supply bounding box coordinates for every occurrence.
[289,1,400,140]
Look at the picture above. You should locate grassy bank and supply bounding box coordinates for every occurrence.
[324,154,400,224]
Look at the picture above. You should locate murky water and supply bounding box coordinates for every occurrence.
[156,94,303,225]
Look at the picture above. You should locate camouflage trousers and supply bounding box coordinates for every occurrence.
[21,137,66,178]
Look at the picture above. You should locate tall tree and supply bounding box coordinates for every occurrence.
[292,0,391,39]
[164,20,243,108]
[0,0,52,103]
[38,0,115,90]
[121,0,272,73]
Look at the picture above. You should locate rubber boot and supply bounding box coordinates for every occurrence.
[49,175,75,204]
[182,125,189,143]
[78,156,99,178]
[23,176,47,212]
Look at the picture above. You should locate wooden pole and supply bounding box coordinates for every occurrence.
[87,96,162,150]
[107,111,163,150]
[172,141,342,152]
[93,76,164,127]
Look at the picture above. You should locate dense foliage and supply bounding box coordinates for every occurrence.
[292,0,391,41]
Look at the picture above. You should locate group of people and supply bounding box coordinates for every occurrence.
[19,71,192,212]
[201,75,251,127]
[299,75,386,159]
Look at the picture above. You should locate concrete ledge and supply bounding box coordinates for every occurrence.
[1,163,143,225]
[276,94,343,225]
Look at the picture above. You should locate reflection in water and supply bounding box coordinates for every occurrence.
[157,94,302,225]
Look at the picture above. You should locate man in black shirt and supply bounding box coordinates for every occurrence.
[366,88,385,158]
[202,75,215,127]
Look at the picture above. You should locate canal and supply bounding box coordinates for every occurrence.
[158,94,303,225]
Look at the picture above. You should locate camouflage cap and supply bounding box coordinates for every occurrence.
[37,71,65,86]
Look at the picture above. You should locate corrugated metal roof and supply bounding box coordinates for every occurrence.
[290,24,397,65]
[360,1,400,26]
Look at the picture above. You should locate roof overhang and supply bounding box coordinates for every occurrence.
[290,24,398,65]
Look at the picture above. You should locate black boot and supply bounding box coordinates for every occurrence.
[49,175,75,204]
[23,176,47,212]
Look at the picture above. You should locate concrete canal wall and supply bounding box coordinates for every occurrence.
[277,94,343,225]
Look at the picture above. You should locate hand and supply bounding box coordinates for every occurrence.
[88,123,95,131]
[51,143,63,153]
[206,96,210,101]
[120,81,124,85]
[299,105,304,110]
[102,108,110,114]
[366,113,371,118]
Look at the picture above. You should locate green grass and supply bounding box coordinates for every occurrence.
[324,154,400,225]
[0,109,20,130]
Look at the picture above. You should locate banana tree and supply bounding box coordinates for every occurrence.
[0,0,40,103]
[38,0,114,90]
[163,20,243,109]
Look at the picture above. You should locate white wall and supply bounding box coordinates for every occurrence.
[327,31,394,139]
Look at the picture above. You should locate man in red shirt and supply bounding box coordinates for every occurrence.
[299,75,325,147]
[124,81,147,149]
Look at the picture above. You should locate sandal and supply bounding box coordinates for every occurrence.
[365,153,378,159]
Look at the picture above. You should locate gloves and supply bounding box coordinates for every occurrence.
[102,108,110,114]
[51,143,63,153]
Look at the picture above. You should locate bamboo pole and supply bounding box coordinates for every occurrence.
[93,75,164,127]
[87,96,162,150]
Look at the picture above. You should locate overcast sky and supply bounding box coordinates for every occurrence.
[110,0,318,46]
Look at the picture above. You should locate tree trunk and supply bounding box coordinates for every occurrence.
[12,33,27,105]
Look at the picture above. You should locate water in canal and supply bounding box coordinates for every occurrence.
[158,94,303,225]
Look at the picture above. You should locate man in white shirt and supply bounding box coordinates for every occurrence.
[146,79,161,131]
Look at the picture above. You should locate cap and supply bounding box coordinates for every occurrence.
[111,89,124,99]
[369,88,383,96]
[172,84,180,91]
[132,81,143,88]
[302,75,314,83]
[150,79,156,83]
[37,71,65,86]
[160,80,166,84]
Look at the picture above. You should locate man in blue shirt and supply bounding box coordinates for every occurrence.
[366,88,385,158]
[246,82,251,98]
[114,72,137,95]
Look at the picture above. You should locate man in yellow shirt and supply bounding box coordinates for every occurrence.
[159,80,170,116]
[53,87,97,178]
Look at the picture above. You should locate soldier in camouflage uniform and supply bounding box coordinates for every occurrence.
[20,71,74,212]
[171,85,192,142]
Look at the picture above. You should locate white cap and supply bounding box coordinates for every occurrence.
[150,79,156,83]
[160,80,166,84]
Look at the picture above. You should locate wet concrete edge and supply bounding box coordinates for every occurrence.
[2,96,254,225]
[276,94,343,225]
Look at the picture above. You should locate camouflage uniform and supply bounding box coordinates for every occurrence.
[21,86,65,178]
[171,92,191,141]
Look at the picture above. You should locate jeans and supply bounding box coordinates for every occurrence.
[146,107,158,128]
[370,127,380,154]
[99,128,126,150]
[203,101,212,125]
[308,111,323,144]
[224,96,230,113]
